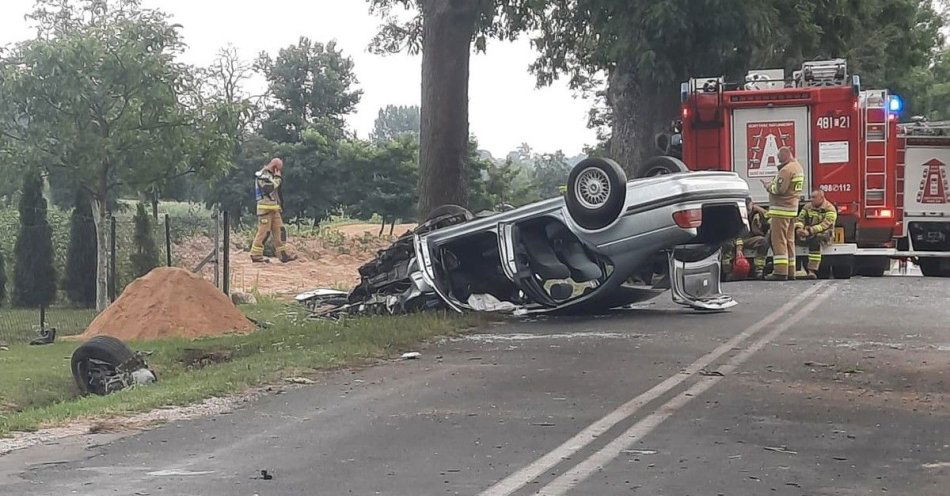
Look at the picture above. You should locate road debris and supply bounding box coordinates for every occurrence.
[285,377,315,385]
[804,361,835,368]
[699,369,725,376]
[763,446,798,455]
[622,449,658,455]
[401,352,422,360]
[71,336,157,396]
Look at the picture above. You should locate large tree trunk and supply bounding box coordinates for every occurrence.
[89,195,110,312]
[417,0,481,220]
[607,68,681,176]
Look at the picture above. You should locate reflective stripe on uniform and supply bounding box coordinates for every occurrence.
[808,254,822,261]
[768,207,798,218]
[773,256,789,265]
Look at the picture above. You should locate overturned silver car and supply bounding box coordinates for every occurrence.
[308,157,750,316]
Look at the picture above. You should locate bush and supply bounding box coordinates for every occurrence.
[130,202,160,279]
[12,171,57,307]
[64,191,97,307]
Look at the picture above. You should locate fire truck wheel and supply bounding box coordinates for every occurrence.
[636,155,690,178]
[816,263,832,280]
[566,157,627,230]
[918,258,950,277]
[831,261,853,279]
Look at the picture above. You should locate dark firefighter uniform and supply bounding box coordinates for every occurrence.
[741,203,770,277]
[795,198,838,273]
[722,203,770,279]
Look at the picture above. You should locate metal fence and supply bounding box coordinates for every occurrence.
[0,207,231,345]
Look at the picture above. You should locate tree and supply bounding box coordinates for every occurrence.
[258,38,362,143]
[522,0,943,173]
[522,1,773,174]
[64,190,97,307]
[370,0,515,218]
[0,0,237,311]
[344,137,419,233]
[532,151,572,199]
[129,202,159,279]
[371,105,421,143]
[12,171,56,307]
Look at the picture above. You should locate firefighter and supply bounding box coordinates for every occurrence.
[250,158,297,263]
[742,199,770,279]
[721,199,769,280]
[795,188,837,279]
[760,146,804,280]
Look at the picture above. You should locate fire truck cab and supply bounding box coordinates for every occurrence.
[667,59,950,277]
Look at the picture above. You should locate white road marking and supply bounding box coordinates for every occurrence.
[537,285,837,495]
[478,281,830,496]
[459,332,629,342]
[146,469,215,476]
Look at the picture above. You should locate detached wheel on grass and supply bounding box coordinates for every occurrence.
[71,336,135,396]
[566,157,627,230]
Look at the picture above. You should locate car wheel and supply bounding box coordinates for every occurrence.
[635,155,690,178]
[426,204,474,222]
[71,336,135,395]
[566,158,627,230]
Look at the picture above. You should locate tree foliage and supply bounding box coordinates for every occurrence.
[370,105,421,143]
[0,0,239,310]
[64,190,97,307]
[13,171,56,307]
[258,38,362,143]
[129,202,159,279]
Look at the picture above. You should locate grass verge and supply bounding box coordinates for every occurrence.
[0,299,482,437]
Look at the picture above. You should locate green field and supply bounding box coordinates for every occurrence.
[0,299,481,436]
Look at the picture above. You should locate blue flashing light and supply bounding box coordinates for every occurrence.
[888,95,903,113]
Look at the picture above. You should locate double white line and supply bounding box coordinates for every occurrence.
[480,281,835,496]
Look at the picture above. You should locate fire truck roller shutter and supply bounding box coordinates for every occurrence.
[731,106,812,205]
[565,157,628,230]
[635,155,691,178]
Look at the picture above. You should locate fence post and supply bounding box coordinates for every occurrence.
[39,304,46,331]
[222,211,230,295]
[109,215,117,302]
[165,213,171,267]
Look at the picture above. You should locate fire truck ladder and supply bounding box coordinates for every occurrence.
[862,90,889,208]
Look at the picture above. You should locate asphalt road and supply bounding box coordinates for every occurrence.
[2,277,948,496]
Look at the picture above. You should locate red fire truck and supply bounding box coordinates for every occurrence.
[655,59,950,278]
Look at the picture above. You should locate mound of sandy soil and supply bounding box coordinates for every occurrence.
[81,267,255,341]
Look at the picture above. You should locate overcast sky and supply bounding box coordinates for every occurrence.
[0,0,597,157]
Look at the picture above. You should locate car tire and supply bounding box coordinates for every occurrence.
[566,158,627,230]
[71,336,135,396]
[426,204,474,222]
[635,155,690,178]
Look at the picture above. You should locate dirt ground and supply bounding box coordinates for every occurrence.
[174,223,416,299]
